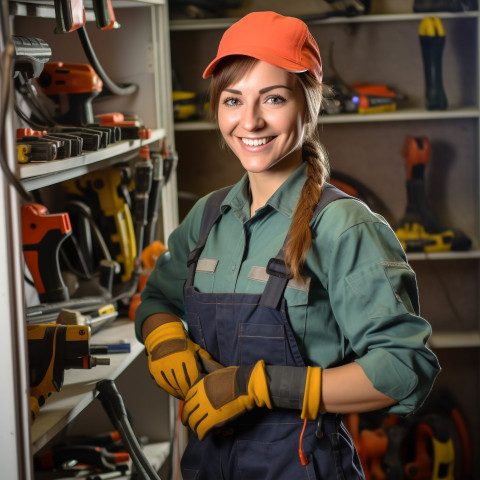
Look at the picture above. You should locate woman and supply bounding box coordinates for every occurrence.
[135,11,440,479]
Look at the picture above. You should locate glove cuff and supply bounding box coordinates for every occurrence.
[301,367,322,420]
[248,361,273,409]
[144,320,186,354]
[266,365,308,411]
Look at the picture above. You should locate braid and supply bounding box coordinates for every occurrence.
[284,72,330,282]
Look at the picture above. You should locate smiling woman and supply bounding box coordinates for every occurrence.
[217,62,306,194]
[135,11,440,480]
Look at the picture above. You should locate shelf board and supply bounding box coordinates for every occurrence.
[19,128,165,191]
[170,11,478,31]
[319,107,480,124]
[30,320,143,454]
[429,331,480,349]
[408,250,480,261]
[174,107,479,131]
[9,0,165,17]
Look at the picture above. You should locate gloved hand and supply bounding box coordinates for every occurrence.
[181,360,272,440]
[144,320,222,399]
[182,362,322,439]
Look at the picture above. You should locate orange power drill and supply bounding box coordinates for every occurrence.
[22,204,72,303]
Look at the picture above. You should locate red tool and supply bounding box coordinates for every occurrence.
[404,414,455,480]
[22,204,72,303]
[345,413,388,480]
[95,112,152,140]
[92,0,120,30]
[36,62,103,126]
[54,0,86,34]
[34,444,129,472]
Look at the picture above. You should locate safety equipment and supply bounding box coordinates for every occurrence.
[202,11,322,82]
[144,320,222,399]
[181,360,272,440]
[181,361,322,440]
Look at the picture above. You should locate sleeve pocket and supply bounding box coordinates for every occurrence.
[346,261,419,318]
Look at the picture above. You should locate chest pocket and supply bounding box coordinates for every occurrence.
[193,257,218,292]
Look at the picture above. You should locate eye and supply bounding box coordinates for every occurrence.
[265,95,286,105]
[222,96,241,107]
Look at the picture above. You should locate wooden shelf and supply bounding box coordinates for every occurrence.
[170,11,478,31]
[174,107,479,131]
[408,250,480,261]
[429,331,480,348]
[30,320,143,454]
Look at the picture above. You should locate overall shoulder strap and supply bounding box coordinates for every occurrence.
[309,182,354,227]
[187,186,233,271]
[261,182,355,310]
[198,186,233,240]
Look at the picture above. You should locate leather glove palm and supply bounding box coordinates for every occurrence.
[182,362,322,440]
[145,320,222,399]
[181,360,272,440]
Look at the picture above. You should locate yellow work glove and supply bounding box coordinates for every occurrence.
[182,363,322,440]
[144,320,222,399]
[181,360,272,440]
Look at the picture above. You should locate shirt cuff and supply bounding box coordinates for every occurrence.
[355,348,418,415]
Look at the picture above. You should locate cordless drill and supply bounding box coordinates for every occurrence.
[395,136,471,252]
[28,324,110,421]
[36,62,103,126]
[62,168,137,283]
[22,204,72,303]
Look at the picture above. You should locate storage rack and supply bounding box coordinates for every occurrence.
[1,1,178,478]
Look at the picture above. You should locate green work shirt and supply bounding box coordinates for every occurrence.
[136,162,440,415]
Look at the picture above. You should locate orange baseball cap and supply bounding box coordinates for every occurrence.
[203,11,322,82]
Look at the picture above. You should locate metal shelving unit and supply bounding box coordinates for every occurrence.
[2,0,178,477]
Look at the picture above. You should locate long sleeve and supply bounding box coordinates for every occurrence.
[309,198,440,415]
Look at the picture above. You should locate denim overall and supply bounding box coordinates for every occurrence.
[181,184,364,480]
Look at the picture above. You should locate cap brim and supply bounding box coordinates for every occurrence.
[202,49,308,79]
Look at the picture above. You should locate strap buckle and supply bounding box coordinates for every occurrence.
[266,257,292,279]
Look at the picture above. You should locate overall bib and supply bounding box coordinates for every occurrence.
[180,184,364,480]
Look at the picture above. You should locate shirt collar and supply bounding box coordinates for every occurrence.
[220,161,308,221]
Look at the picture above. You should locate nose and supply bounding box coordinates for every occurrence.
[241,102,265,131]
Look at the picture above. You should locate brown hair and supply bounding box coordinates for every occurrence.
[209,56,330,281]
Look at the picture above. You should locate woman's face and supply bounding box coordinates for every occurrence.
[217,60,306,174]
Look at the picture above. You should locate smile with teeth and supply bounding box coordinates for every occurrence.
[241,137,273,147]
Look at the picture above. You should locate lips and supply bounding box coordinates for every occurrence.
[241,137,274,147]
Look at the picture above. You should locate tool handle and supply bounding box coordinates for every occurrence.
[92,0,119,30]
[401,136,431,181]
[22,204,72,302]
[419,18,447,110]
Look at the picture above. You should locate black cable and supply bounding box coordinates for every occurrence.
[15,73,56,127]
[0,40,34,203]
[77,26,138,97]
[14,102,48,130]
[96,380,162,480]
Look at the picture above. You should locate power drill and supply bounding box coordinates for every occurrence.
[395,136,471,252]
[22,204,72,303]
[36,62,103,126]
[62,168,136,283]
[27,324,110,421]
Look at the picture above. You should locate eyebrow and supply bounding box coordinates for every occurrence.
[223,85,293,95]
